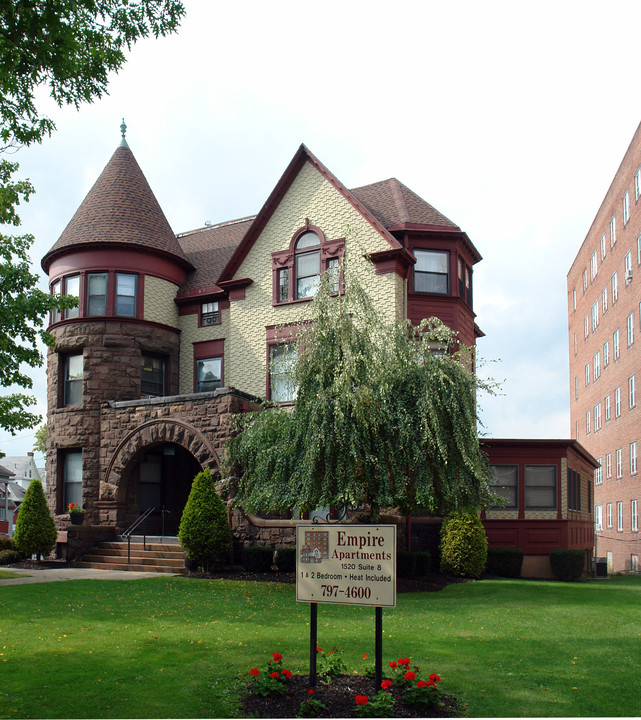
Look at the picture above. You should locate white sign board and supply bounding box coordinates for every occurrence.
[296,524,396,607]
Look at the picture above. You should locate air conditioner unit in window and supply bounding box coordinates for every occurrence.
[626,269,633,283]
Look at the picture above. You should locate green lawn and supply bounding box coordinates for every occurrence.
[0,571,24,579]
[1,575,640,718]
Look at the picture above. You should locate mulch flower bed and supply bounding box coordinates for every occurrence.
[241,673,461,718]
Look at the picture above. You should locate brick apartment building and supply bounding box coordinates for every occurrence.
[567,120,641,573]
[41,127,595,574]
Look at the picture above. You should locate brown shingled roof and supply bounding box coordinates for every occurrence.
[42,143,192,272]
[351,178,459,230]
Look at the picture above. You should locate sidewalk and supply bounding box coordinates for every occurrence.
[0,566,177,586]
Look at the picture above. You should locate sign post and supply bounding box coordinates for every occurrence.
[296,524,396,687]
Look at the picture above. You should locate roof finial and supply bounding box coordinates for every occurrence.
[119,118,128,147]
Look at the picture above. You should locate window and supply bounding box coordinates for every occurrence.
[277,268,289,302]
[574,332,578,355]
[590,251,598,281]
[295,232,321,299]
[582,269,588,291]
[625,250,633,278]
[585,362,590,386]
[65,275,80,319]
[632,500,639,532]
[614,329,620,359]
[328,257,340,294]
[636,167,641,200]
[604,339,610,367]
[629,374,636,408]
[623,191,630,224]
[612,271,618,303]
[574,376,578,400]
[201,302,219,326]
[584,316,589,339]
[414,250,449,294]
[196,357,222,392]
[51,279,61,323]
[568,468,582,511]
[524,465,557,510]
[593,351,601,381]
[631,441,638,474]
[628,312,635,345]
[606,503,613,528]
[63,354,83,405]
[595,459,602,485]
[615,386,621,417]
[586,410,591,434]
[617,501,624,531]
[62,451,82,510]
[87,273,108,316]
[602,286,608,314]
[605,394,611,421]
[575,420,579,440]
[633,554,639,571]
[616,448,623,478]
[595,504,603,531]
[489,465,518,509]
[610,215,617,247]
[600,233,607,260]
[594,402,602,431]
[141,356,165,397]
[269,343,298,402]
[591,300,599,331]
[115,273,137,317]
[606,452,612,478]
[638,233,641,264]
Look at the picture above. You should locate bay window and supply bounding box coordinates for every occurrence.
[414,250,449,294]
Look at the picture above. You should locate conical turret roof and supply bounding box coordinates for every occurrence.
[42,141,192,272]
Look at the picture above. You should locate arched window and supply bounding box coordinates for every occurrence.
[294,231,321,299]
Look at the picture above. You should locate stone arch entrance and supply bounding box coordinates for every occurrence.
[101,419,221,534]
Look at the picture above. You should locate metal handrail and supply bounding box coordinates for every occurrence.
[122,506,169,563]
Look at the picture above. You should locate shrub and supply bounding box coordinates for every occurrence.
[0,537,15,551]
[486,547,523,578]
[178,468,232,571]
[414,551,431,576]
[439,510,488,579]
[274,545,295,572]
[242,544,273,572]
[13,478,57,561]
[0,549,22,565]
[397,550,417,578]
[550,548,585,581]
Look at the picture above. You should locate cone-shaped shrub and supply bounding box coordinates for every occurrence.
[179,468,231,571]
[13,478,57,561]
[439,510,488,579]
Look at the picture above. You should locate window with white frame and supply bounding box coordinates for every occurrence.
[625,250,633,278]
[632,499,638,532]
[606,452,612,478]
[610,215,617,247]
[595,458,602,485]
[585,362,590,386]
[614,328,620,359]
[638,233,641,264]
[632,554,639,571]
[631,441,638,474]
[594,402,602,431]
[629,374,636,408]
[604,339,610,367]
[590,251,598,281]
[595,504,603,530]
[605,394,611,421]
[592,300,599,331]
[623,191,630,225]
[636,167,641,200]
[628,312,635,345]
[601,233,607,260]
[574,376,578,400]
[617,501,624,531]
[602,286,608,314]
[573,288,577,310]
[63,354,83,406]
[616,448,623,478]
[606,502,613,528]
[586,410,591,434]
[63,450,82,510]
[612,271,619,303]
[582,269,588,292]
[593,351,601,381]
[615,386,622,417]
[584,316,589,338]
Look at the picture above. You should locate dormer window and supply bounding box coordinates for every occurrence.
[201,302,220,326]
[414,250,449,294]
[295,231,321,299]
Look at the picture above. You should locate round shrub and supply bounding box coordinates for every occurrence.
[0,537,15,551]
[486,547,524,578]
[178,468,232,571]
[439,510,488,579]
[0,549,22,565]
[275,545,296,572]
[550,548,585,581]
[242,545,274,572]
[13,478,57,561]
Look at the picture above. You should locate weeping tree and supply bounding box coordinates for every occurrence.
[226,267,496,521]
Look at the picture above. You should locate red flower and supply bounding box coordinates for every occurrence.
[355,695,368,706]
[398,657,411,666]
[362,653,367,659]
[426,679,436,687]
[404,671,416,681]
[249,668,259,676]
[381,680,393,690]
[281,669,292,678]
[416,680,428,688]
[272,652,283,662]
[429,674,441,682]
[269,672,279,679]
[308,689,314,695]
[316,646,322,653]
[389,661,397,668]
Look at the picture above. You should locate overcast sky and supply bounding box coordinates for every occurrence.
[2,0,641,463]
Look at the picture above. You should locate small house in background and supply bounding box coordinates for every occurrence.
[1,453,43,490]
[0,464,17,536]
[481,439,598,578]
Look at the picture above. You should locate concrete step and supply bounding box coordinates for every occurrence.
[82,553,185,568]
[74,561,183,574]
[100,541,183,554]
[89,546,185,560]
[75,538,187,574]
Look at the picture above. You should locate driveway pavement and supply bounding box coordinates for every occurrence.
[0,567,177,586]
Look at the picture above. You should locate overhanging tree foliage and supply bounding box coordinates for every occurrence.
[226,268,496,521]
[0,0,185,436]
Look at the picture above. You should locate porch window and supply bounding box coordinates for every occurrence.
[489,465,518,508]
[196,357,222,392]
[63,354,83,405]
[414,250,449,294]
[63,451,82,509]
[141,356,165,397]
[524,465,557,510]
